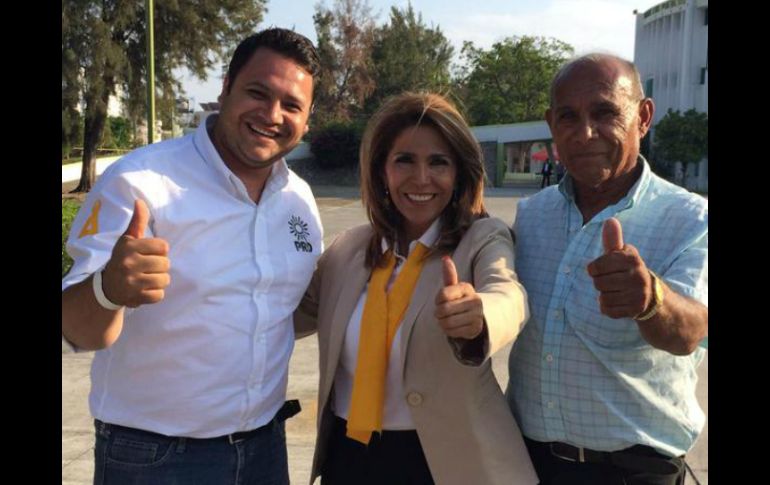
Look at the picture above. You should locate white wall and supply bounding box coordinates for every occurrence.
[635,0,708,192]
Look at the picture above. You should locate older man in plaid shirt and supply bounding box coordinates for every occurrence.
[507,53,707,485]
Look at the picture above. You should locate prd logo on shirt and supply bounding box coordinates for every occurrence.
[289,215,313,252]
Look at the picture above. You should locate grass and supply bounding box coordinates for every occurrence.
[62,199,82,277]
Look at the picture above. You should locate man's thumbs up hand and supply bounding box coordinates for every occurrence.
[602,216,624,253]
[587,218,654,320]
[101,200,171,308]
[124,199,150,239]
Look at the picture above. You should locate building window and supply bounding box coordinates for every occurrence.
[700,67,707,85]
[645,78,654,98]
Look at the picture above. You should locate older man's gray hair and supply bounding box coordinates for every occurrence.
[549,53,645,107]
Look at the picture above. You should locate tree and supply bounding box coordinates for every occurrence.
[366,3,453,112]
[312,0,377,126]
[62,18,82,159]
[62,0,267,193]
[310,120,365,169]
[101,117,134,149]
[652,108,708,179]
[456,36,573,125]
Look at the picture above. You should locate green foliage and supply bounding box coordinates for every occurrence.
[62,110,83,159]
[101,117,134,149]
[312,2,454,122]
[366,4,454,112]
[111,116,134,148]
[456,36,574,125]
[62,200,81,278]
[640,134,652,161]
[312,0,377,126]
[308,5,576,133]
[63,0,267,190]
[311,9,338,127]
[155,90,178,139]
[62,8,84,160]
[652,109,708,175]
[310,121,365,169]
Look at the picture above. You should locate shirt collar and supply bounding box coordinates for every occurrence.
[195,113,289,195]
[380,218,441,261]
[557,155,653,219]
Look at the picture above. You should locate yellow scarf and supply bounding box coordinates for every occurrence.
[346,242,429,444]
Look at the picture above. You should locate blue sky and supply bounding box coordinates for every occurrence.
[178,0,662,110]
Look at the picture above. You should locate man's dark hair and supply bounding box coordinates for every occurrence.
[226,28,320,93]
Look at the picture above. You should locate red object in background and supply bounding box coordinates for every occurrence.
[531,145,559,161]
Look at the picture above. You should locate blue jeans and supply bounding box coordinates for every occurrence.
[93,419,289,485]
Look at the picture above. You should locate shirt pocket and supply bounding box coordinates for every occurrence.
[563,281,644,349]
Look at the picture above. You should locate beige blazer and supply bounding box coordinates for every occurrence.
[295,217,538,485]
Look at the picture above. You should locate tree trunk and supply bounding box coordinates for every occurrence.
[71,78,112,193]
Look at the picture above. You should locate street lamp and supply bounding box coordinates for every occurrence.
[146,0,156,144]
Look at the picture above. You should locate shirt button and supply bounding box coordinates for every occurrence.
[552,310,562,320]
[546,354,554,363]
[563,266,571,274]
[406,392,423,407]
[547,401,555,409]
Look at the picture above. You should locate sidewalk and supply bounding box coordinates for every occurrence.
[62,156,121,184]
[62,188,707,484]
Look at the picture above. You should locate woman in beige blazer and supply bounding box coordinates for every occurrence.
[295,92,537,485]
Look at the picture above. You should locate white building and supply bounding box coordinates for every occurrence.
[634,0,708,191]
[74,83,127,118]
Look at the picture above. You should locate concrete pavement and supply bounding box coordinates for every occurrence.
[62,157,121,184]
[62,186,707,484]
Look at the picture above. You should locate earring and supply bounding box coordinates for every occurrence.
[384,188,391,208]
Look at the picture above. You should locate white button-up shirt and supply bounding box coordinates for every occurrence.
[62,115,323,438]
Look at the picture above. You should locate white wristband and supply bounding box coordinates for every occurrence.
[92,268,123,311]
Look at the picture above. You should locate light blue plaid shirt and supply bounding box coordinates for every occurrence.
[506,157,707,457]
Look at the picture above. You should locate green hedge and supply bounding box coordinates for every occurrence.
[62,200,81,277]
[309,121,365,169]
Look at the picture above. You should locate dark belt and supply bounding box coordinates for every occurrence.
[550,441,604,463]
[544,440,682,475]
[217,399,301,444]
[97,399,301,446]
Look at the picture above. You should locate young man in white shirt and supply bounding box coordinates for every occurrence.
[62,28,323,484]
